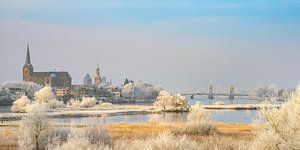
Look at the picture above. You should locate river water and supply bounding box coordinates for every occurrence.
[0,96,261,124]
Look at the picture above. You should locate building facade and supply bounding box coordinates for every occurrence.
[22,45,72,87]
[83,73,92,86]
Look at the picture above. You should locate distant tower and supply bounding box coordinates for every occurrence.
[94,65,101,86]
[23,44,33,81]
[229,85,235,99]
[83,73,92,86]
[208,85,214,99]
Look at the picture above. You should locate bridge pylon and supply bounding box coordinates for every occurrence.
[208,85,214,99]
[229,85,235,99]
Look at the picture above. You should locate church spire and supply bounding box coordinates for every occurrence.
[25,44,31,64]
[94,64,101,86]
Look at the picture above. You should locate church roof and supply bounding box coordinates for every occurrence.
[31,72,70,77]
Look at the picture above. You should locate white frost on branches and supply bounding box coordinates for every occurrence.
[253,86,300,149]
[154,90,189,111]
[1,81,42,98]
[249,84,291,101]
[11,95,31,113]
[11,86,65,112]
[121,80,163,102]
[68,97,97,108]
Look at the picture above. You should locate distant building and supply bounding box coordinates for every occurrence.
[83,73,92,86]
[94,65,101,86]
[55,87,71,97]
[22,44,72,87]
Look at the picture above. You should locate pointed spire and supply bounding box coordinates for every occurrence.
[25,44,31,64]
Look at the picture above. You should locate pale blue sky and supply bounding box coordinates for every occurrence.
[0,0,300,91]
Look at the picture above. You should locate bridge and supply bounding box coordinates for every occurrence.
[181,85,249,99]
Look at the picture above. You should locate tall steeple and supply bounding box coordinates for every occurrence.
[23,44,33,81]
[94,64,101,86]
[25,44,31,64]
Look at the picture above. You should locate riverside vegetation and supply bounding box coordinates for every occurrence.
[2,86,300,149]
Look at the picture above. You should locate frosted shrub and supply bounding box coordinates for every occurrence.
[80,97,97,108]
[34,86,65,109]
[172,122,216,136]
[34,86,56,104]
[188,105,211,123]
[154,90,189,111]
[84,124,112,146]
[45,128,70,149]
[253,86,300,149]
[173,105,215,135]
[50,125,112,150]
[114,132,199,150]
[19,107,49,150]
[11,95,31,113]
[121,80,163,102]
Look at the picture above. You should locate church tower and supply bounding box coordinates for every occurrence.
[23,44,33,81]
[94,65,101,86]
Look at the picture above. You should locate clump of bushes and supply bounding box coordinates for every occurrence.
[68,97,98,108]
[172,104,216,136]
[11,86,65,113]
[154,90,190,112]
[11,95,31,113]
[80,97,97,108]
[49,125,112,150]
[251,86,300,149]
[19,107,112,150]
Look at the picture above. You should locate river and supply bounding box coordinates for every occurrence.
[0,96,261,124]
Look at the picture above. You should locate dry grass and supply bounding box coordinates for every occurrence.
[0,122,255,150]
[108,122,179,140]
[0,129,19,150]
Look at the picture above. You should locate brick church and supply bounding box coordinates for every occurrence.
[22,45,72,87]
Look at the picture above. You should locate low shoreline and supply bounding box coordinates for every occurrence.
[202,104,281,110]
[0,104,280,122]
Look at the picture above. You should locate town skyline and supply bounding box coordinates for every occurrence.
[1,1,300,91]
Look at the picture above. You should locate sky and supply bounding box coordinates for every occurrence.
[0,0,300,92]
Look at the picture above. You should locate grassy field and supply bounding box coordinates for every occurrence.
[0,122,255,150]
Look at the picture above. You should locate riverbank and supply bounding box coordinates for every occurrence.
[0,104,279,122]
[202,104,281,110]
[0,122,255,150]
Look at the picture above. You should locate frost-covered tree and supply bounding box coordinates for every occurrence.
[121,80,163,102]
[11,95,31,113]
[19,107,49,150]
[249,84,280,100]
[154,90,189,111]
[34,86,65,109]
[68,97,97,108]
[253,86,300,149]
[188,105,211,124]
[80,97,97,108]
[1,81,42,99]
